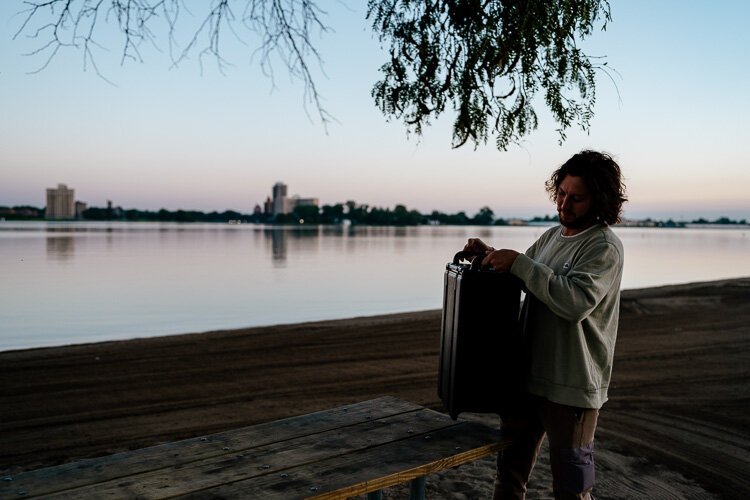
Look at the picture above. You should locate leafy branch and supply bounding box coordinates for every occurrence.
[367,0,612,150]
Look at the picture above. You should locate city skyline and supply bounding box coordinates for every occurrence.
[1,2,749,221]
[3,179,747,225]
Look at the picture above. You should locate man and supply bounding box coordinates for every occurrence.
[465,150,627,499]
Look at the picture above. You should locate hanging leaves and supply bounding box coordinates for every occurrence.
[368,0,611,150]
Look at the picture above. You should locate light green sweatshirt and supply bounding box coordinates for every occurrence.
[510,224,624,409]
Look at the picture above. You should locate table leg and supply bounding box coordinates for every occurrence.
[409,477,426,500]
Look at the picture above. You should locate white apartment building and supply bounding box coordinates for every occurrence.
[46,184,76,219]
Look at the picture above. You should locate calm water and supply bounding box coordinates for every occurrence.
[2,221,749,351]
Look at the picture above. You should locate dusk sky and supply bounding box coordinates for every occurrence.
[1,1,748,220]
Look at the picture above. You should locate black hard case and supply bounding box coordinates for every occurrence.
[438,251,523,420]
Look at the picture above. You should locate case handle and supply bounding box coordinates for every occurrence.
[452,251,486,270]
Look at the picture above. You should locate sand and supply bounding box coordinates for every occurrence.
[1,278,749,499]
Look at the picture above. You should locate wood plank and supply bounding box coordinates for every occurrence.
[190,420,510,499]
[4,404,450,498]
[0,397,420,498]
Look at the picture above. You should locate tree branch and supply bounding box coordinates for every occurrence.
[10,0,335,126]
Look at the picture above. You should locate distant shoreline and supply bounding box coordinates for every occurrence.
[2,209,748,228]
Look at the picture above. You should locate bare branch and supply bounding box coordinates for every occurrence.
[10,0,336,126]
[242,0,335,127]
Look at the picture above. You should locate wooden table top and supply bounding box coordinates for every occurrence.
[1,396,510,499]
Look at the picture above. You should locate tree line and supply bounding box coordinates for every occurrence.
[1,203,546,226]
[3,204,747,227]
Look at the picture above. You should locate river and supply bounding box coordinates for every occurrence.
[1,221,748,350]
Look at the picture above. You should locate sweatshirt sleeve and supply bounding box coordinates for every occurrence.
[510,240,623,323]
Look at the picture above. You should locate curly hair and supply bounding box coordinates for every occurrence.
[545,150,627,225]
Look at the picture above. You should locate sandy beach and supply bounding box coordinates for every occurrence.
[2,278,749,499]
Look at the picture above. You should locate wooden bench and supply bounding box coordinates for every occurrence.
[1,396,510,499]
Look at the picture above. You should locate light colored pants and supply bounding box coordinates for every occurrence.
[493,395,599,500]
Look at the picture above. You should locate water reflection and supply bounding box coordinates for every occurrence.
[46,235,75,261]
[265,226,322,265]
[268,228,288,264]
[262,225,430,265]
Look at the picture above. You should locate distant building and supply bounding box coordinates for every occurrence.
[272,182,288,216]
[269,182,318,216]
[289,195,319,210]
[75,201,88,219]
[106,200,124,219]
[46,184,75,219]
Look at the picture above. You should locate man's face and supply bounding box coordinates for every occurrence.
[556,175,594,232]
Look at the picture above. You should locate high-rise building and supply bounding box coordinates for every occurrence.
[46,184,75,219]
[268,182,319,217]
[272,182,288,216]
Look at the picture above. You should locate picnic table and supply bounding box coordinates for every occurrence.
[1,396,510,499]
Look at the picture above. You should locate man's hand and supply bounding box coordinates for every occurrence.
[464,238,495,253]
[481,249,520,272]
